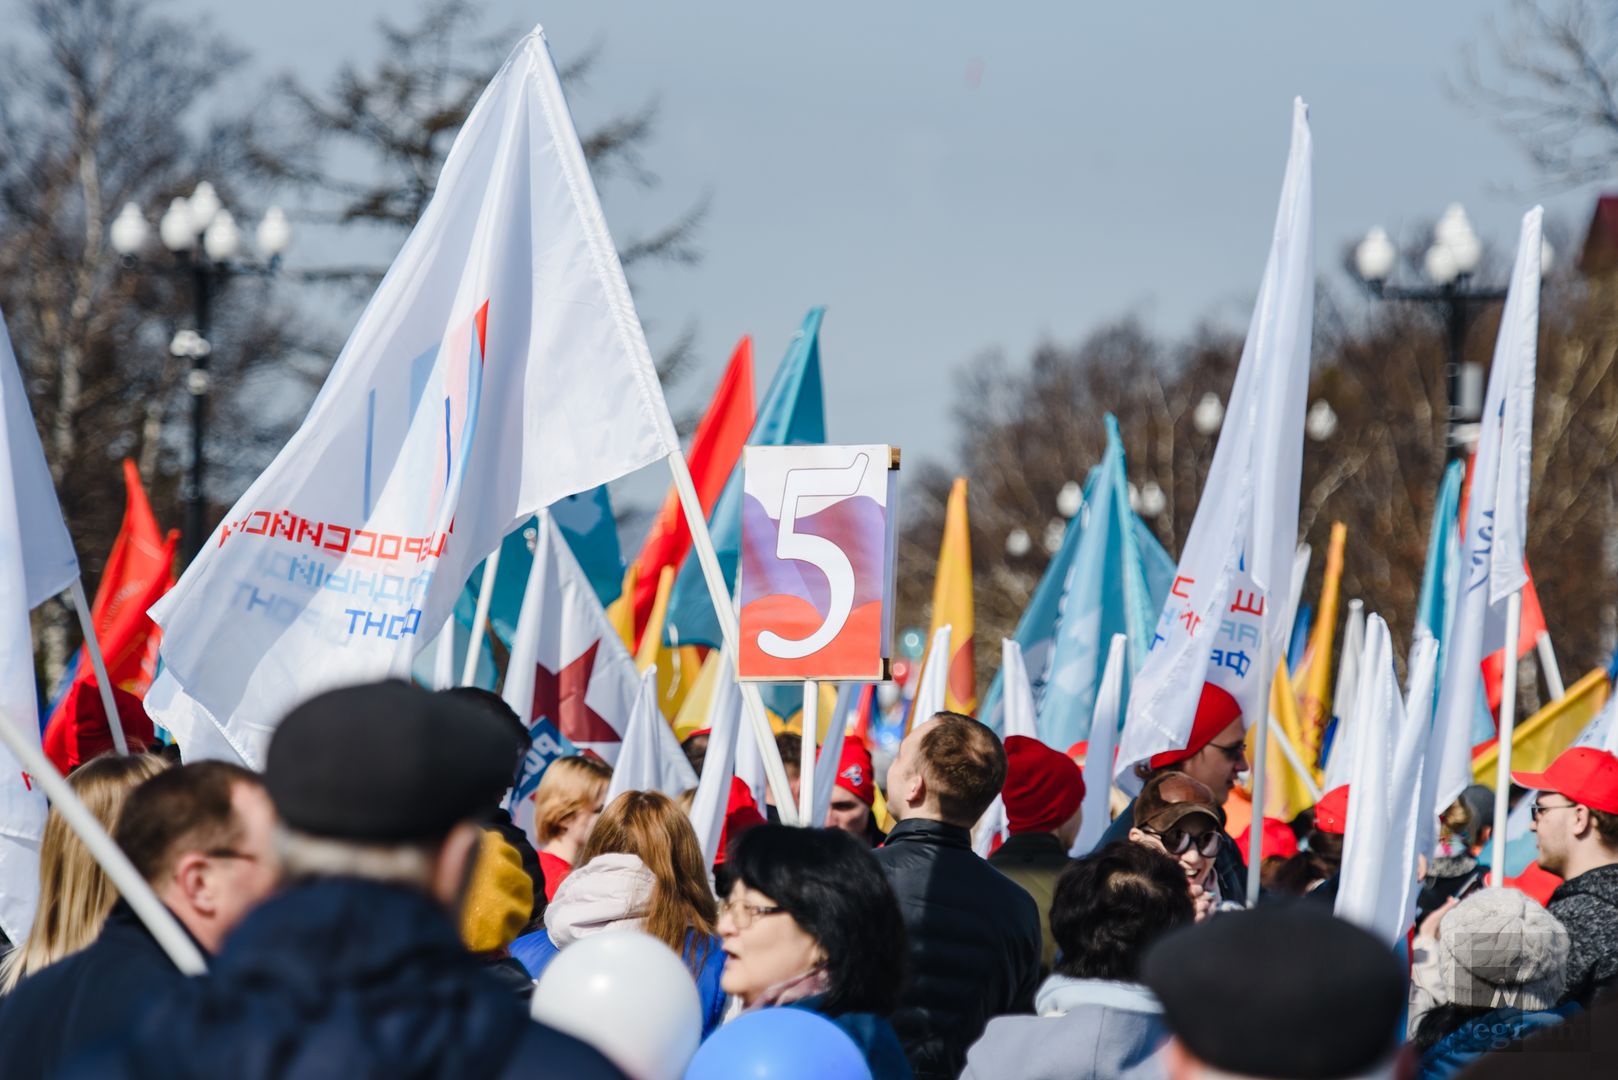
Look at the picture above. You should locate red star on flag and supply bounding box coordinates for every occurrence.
[531,641,620,744]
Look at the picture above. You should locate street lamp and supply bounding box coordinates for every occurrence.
[1004,527,1032,558]
[1193,392,1224,436]
[1305,399,1338,442]
[110,182,291,560]
[1351,203,1549,463]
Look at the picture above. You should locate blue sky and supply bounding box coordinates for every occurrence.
[172,1,1606,487]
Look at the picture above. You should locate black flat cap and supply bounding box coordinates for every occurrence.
[266,680,519,842]
[1141,903,1404,1079]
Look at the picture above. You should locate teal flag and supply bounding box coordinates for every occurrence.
[664,307,827,650]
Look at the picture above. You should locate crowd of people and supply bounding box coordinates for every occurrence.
[1,679,1617,1079]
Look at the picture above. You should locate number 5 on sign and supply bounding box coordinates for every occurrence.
[738,445,899,682]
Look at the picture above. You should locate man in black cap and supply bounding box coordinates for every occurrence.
[63,680,625,1080]
[1141,904,1409,1079]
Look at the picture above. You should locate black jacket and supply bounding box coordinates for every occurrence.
[60,877,625,1080]
[0,901,190,1079]
[1097,795,1247,906]
[874,818,1041,1080]
[1548,862,1618,1006]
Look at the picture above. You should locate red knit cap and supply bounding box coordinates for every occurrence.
[1313,785,1350,835]
[1002,735,1086,835]
[42,682,154,773]
[1147,683,1243,769]
[830,740,875,807]
[714,776,766,866]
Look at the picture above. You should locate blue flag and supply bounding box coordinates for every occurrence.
[664,307,827,650]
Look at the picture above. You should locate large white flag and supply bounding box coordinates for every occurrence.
[973,639,1038,857]
[1073,633,1128,855]
[1427,207,1543,818]
[688,651,742,866]
[1117,99,1313,775]
[606,668,698,802]
[502,511,641,763]
[1335,617,1438,943]
[0,310,82,941]
[910,625,952,731]
[146,28,679,766]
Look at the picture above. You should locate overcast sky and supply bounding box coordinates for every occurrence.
[168,1,1606,492]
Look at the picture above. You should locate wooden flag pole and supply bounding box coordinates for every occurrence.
[799,680,818,826]
[665,451,800,824]
[460,545,502,687]
[65,579,128,756]
[1491,590,1525,887]
[0,712,204,973]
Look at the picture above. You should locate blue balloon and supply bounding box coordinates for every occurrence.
[684,1008,872,1080]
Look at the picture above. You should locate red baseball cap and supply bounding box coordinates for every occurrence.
[1148,683,1244,769]
[1512,747,1618,815]
[1235,817,1300,863]
[829,740,875,807]
[1312,785,1350,835]
[1003,735,1085,835]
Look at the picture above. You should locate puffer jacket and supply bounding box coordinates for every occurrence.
[1547,863,1618,1006]
[56,877,624,1080]
[1417,1004,1577,1080]
[874,818,1041,1080]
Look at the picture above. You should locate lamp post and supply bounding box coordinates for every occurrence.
[1351,204,1551,462]
[110,184,291,560]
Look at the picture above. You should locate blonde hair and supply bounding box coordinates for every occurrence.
[532,756,611,843]
[1,752,169,992]
[577,791,717,970]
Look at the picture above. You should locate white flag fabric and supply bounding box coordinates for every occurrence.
[1323,599,1366,789]
[910,626,953,732]
[146,27,679,766]
[974,640,1038,857]
[733,676,767,814]
[501,511,640,762]
[688,651,742,866]
[1117,99,1313,776]
[1335,618,1438,943]
[1073,633,1128,855]
[810,683,857,830]
[606,668,698,802]
[0,310,81,941]
[1428,208,1543,819]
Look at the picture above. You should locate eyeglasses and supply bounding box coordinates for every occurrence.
[1142,825,1221,858]
[720,898,787,930]
[1530,801,1578,822]
[1206,740,1247,763]
[205,848,259,863]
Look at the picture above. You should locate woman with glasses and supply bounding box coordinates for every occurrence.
[717,825,913,1080]
[1127,772,1226,920]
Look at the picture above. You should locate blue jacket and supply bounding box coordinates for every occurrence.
[1418,1004,1578,1080]
[516,927,729,1038]
[59,877,625,1080]
[790,995,915,1080]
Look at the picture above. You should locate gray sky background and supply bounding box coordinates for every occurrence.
[171,1,1606,503]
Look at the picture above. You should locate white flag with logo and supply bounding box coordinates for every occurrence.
[502,510,641,763]
[146,27,679,766]
[0,310,82,941]
[1427,207,1543,820]
[1117,99,1313,775]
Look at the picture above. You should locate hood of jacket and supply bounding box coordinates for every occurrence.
[544,852,655,948]
[1035,975,1162,1017]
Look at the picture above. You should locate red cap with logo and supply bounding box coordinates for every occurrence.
[1512,747,1618,815]
[832,740,875,807]
[1312,785,1350,835]
[1148,683,1244,769]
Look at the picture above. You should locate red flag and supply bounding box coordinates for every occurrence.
[42,460,177,770]
[1481,566,1548,715]
[631,337,755,642]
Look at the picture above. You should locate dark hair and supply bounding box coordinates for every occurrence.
[439,687,527,782]
[1591,808,1618,847]
[1267,830,1344,897]
[727,825,906,1015]
[681,731,710,777]
[115,762,262,885]
[1050,841,1194,981]
[774,731,801,773]
[1412,1002,1499,1054]
[917,712,1005,825]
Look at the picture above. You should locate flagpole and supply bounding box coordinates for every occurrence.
[66,579,128,755]
[0,711,205,973]
[1246,645,1274,907]
[1536,632,1565,702]
[460,545,502,687]
[1269,717,1323,803]
[799,680,818,826]
[1491,589,1525,886]
[665,451,800,824]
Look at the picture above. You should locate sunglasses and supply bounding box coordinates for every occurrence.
[1206,739,1247,763]
[1143,825,1221,858]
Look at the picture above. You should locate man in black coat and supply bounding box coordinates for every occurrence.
[0,761,279,1080]
[875,711,1041,1080]
[64,681,624,1080]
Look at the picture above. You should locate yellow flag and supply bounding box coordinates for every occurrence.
[924,477,976,715]
[634,565,702,720]
[672,649,722,741]
[772,683,842,742]
[604,560,640,650]
[1473,669,1610,785]
[1248,659,1319,820]
[1295,522,1346,771]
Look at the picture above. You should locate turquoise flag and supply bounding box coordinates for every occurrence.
[664,307,827,650]
[1416,460,1465,644]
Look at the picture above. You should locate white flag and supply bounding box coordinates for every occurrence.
[1335,618,1438,943]
[1322,599,1366,790]
[606,668,698,802]
[910,625,952,731]
[1428,208,1543,819]
[0,309,81,941]
[502,511,641,762]
[1073,633,1128,855]
[1117,99,1313,776]
[974,639,1038,857]
[688,651,742,866]
[733,676,767,815]
[146,28,679,766]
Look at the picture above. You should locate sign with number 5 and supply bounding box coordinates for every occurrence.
[738,445,899,681]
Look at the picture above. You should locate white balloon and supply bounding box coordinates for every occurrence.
[530,929,703,1080]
